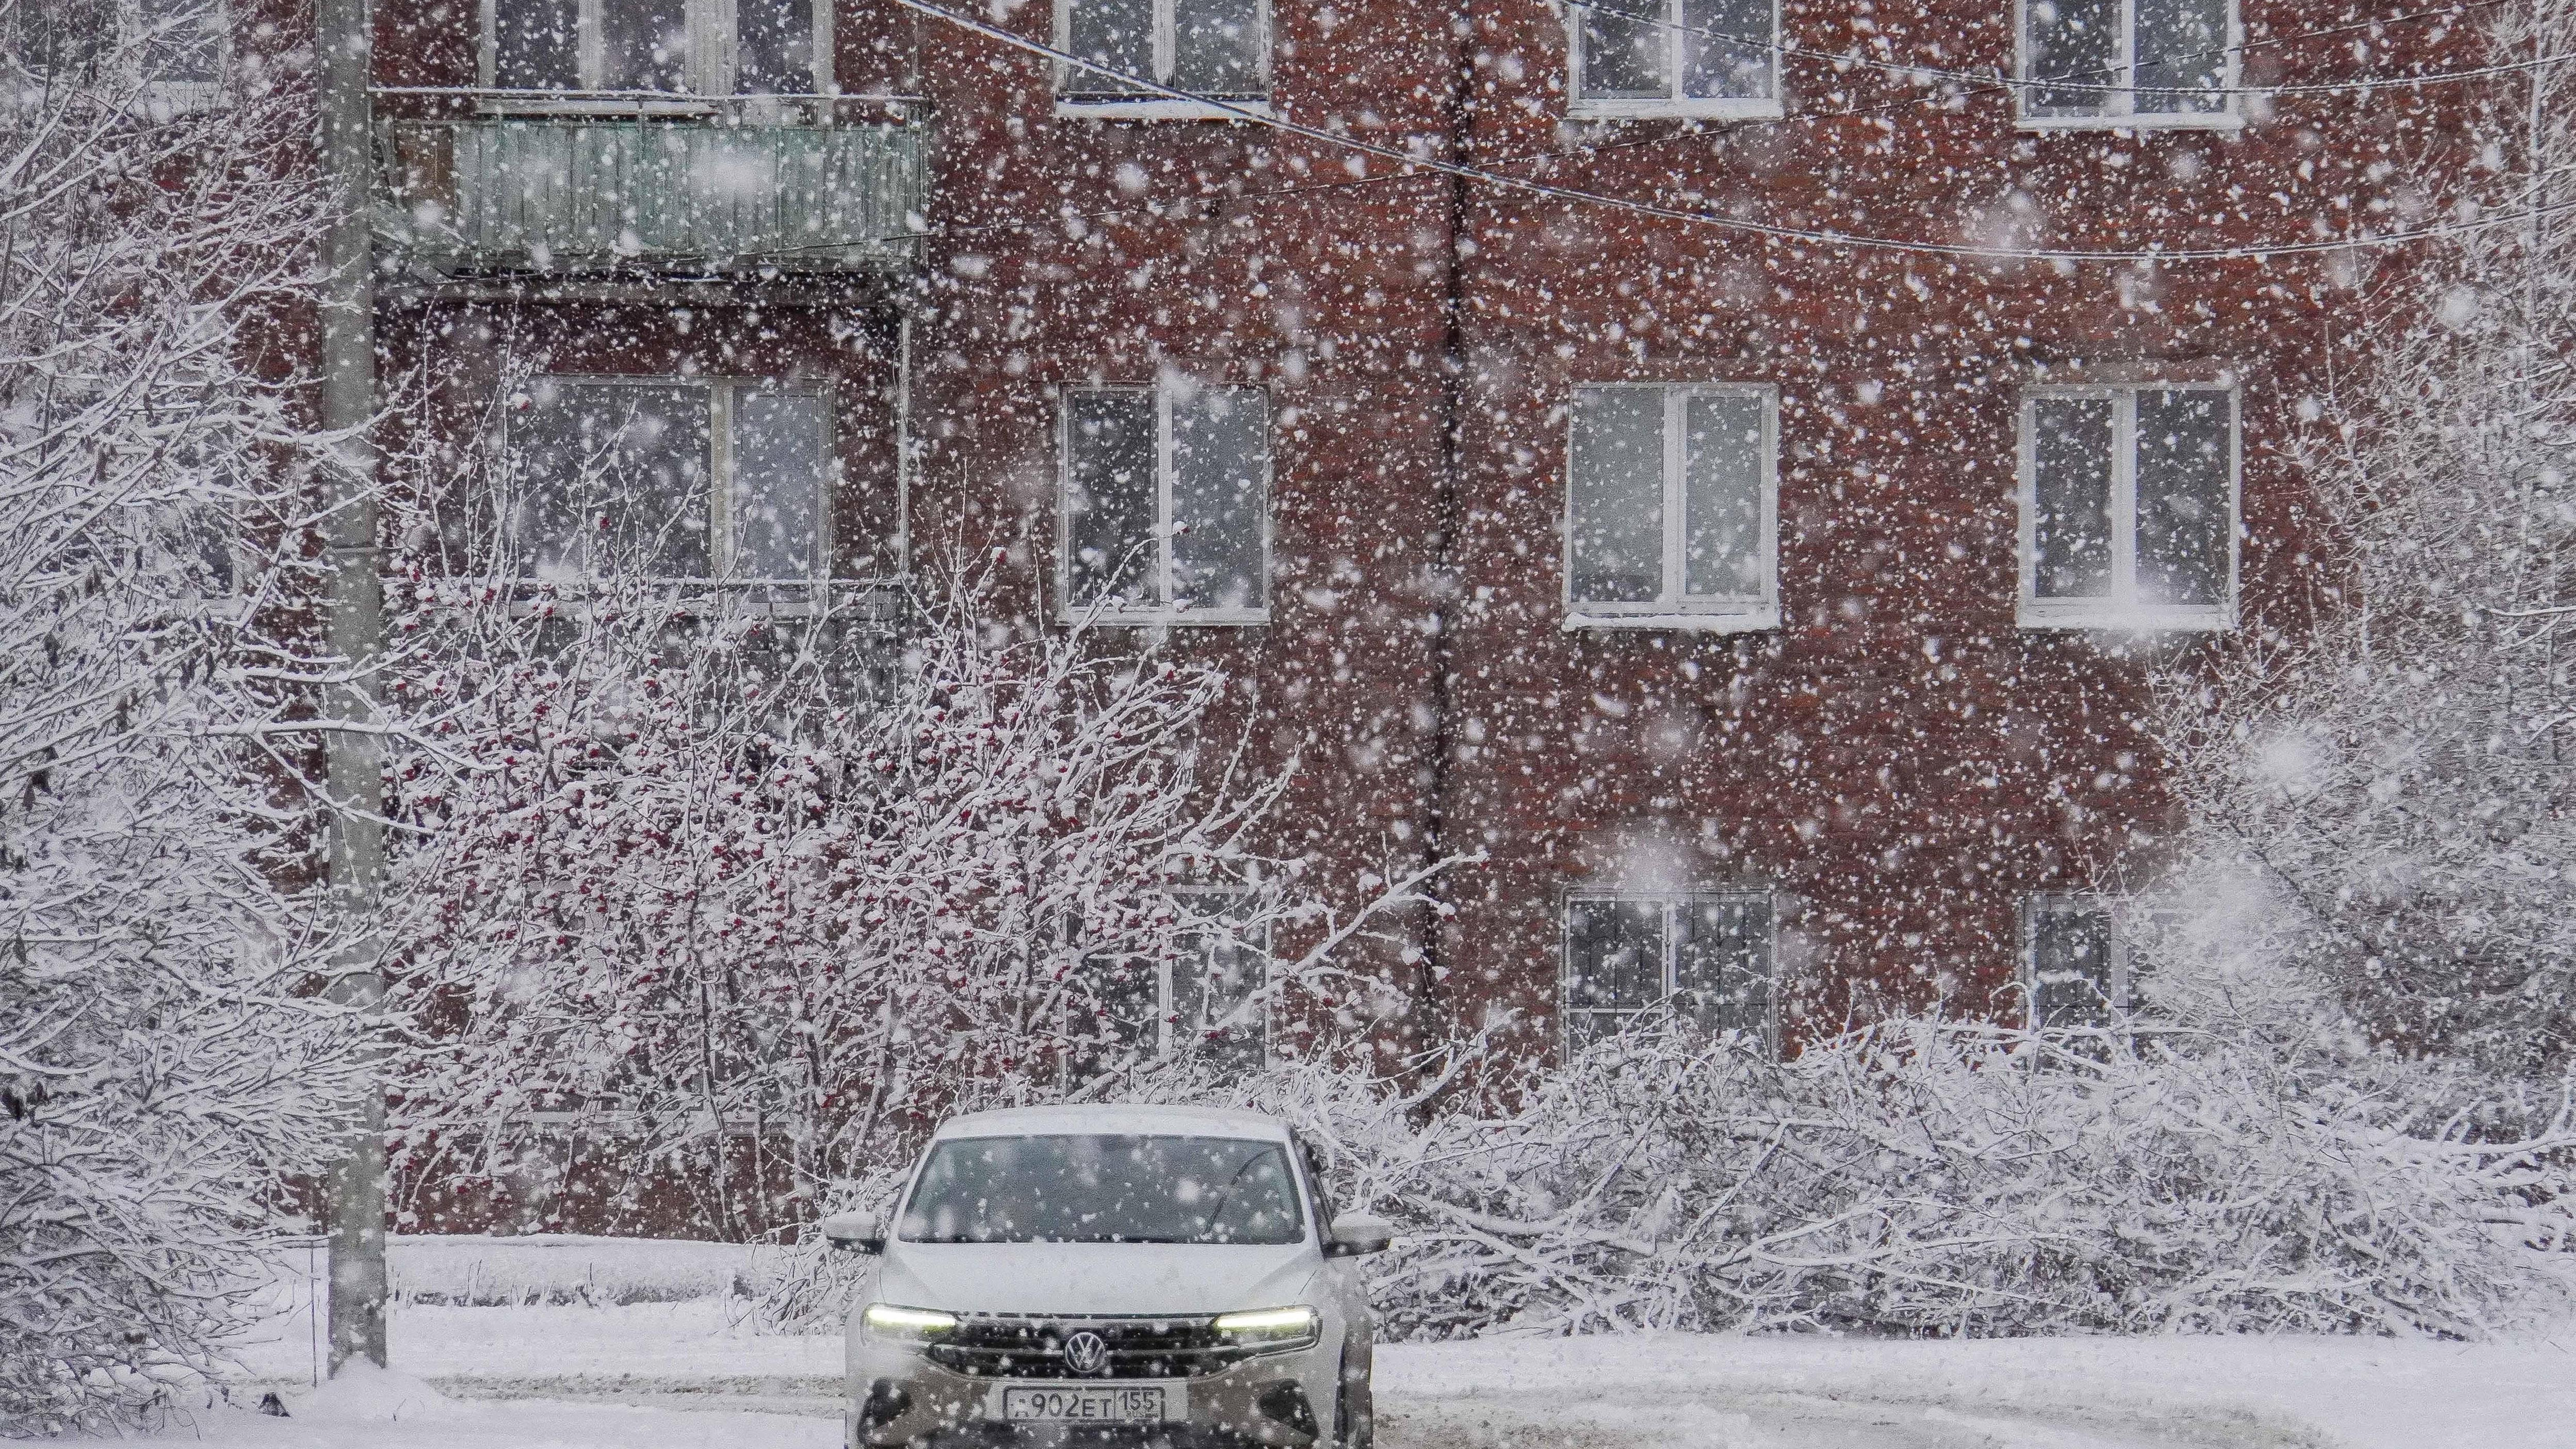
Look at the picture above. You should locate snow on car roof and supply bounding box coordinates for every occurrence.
[932,1103,1292,1142]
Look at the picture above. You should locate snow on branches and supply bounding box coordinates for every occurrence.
[1224,994,2574,1340]
[2150,0,2576,1080]
[381,574,1457,1238]
[0,4,370,1430]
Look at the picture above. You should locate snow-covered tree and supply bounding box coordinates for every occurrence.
[0,3,371,1430]
[2149,0,2576,1079]
[380,568,1454,1238]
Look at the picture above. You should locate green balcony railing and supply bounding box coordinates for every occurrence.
[378,115,922,276]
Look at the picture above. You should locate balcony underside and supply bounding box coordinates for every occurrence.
[377,116,922,279]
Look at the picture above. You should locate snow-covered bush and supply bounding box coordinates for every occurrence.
[0,6,368,1431]
[2148,0,2576,1079]
[1127,955,2571,1339]
[381,570,1450,1239]
[762,956,2571,1339]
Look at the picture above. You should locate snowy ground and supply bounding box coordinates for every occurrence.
[111,1240,2576,1449]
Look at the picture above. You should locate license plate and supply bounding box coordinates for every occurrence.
[996,1384,1178,1423]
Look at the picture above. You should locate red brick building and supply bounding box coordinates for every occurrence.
[95,0,2485,1091]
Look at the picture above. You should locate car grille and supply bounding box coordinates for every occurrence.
[925,1315,1243,1379]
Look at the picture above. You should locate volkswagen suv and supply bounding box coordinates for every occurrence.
[822,1104,1392,1449]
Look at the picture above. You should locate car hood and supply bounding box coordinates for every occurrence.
[874,1241,1319,1317]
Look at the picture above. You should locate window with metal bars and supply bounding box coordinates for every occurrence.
[1562,893,1775,1051]
[2021,894,2143,1031]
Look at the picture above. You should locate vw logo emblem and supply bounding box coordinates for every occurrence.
[1061,1330,1109,1375]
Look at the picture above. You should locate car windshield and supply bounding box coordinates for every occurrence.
[898,1133,1306,1245]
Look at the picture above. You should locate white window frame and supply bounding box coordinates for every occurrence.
[2020,893,2138,1030]
[2014,0,2241,131]
[1057,380,1272,628]
[1564,0,1786,121]
[1561,890,1777,1053]
[1051,0,1273,121]
[1563,382,1780,633]
[9,0,230,114]
[2016,382,2238,631]
[500,373,837,583]
[1067,894,1271,1083]
[477,0,834,107]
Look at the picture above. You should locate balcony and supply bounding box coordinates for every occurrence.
[376,108,922,278]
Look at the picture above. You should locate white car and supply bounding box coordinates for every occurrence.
[822,1104,1392,1449]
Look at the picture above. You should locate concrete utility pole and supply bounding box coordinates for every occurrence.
[316,0,388,1374]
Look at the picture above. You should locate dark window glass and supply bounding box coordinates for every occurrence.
[2030,906,2117,1030]
[1675,897,1773,1040]
[736,0,814,93]
[1681,0,1771,99]
[2026,0,2117,115]
[1066,392,1157,607]
[493,0,579,90]
[1681,393,1764,598]
[2135,0,2228,112]
[1580,0,1667,98]
[730,391,828,578]
[601,0,688,91]
[1064,0,1153,95]
[1172,0,1264,95]
[2031,397,2115,599]
[899,1135,1305,1245]
[1569,389,1665,605]
[2133,389,2230,607]
[509,379,712,578]
[1174,919,1265,1075]
[1566,898,1667,1048]
[1170,385,1267,612]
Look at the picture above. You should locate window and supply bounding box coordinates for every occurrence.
[1061,381,1269,623]
[484,0,828,97]
[1566,384,1777,630]
[1569,0,1780,118]
[1068,895,1269,1082]
[1056,0,1268,115]
[1563,893,1774,1050]
[8,0,225,109]
[501,376,832,581]
[2022,895,2135,1030]
[2019,384,2235,629]
[2020,0,2234,126]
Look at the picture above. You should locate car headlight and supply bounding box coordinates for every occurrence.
[1212,1304,1320,1353]
[863,1303,959,1342]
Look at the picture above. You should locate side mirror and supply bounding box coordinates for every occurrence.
[819,1208,886,1254]
[1322,1213,1394,1258]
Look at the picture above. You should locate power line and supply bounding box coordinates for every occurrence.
[1557,0,2538,100]
[882,0,2573,265]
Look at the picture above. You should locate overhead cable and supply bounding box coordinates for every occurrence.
[879,0,2576,266]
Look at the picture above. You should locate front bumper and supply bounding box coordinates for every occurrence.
[849,1346,1332,1449]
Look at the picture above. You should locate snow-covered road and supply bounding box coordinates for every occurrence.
[109,1300,2576,1448]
